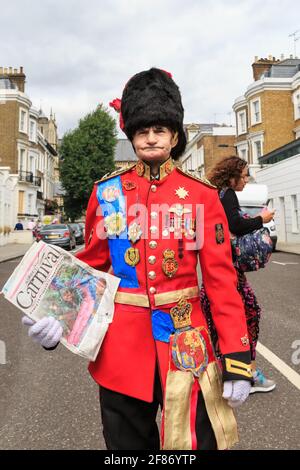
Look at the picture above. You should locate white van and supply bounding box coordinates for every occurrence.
[236,183,277,251]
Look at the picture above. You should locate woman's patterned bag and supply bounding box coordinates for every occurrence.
[230,227,273,272]
[219,188,273,272]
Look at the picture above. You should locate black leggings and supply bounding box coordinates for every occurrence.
[99,369,217,450]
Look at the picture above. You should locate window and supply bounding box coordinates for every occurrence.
[29,119,36,142]
[29,155,34,174]
[19,149,26,173]
[28,194,33,214]
[291,195,299,233]
[19,108,28,133]
[237,110,247,135]
[240,148,247,160]
[252,139,263,164]
[250,98,261,125]
[293,91,300,120]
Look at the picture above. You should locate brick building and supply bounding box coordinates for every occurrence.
[233,55,300,176]
[0,66,58,230]
[180,124,236,177]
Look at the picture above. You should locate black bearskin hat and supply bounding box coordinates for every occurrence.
[121,68,186,160]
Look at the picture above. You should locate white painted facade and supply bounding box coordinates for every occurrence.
[255,154,300,244]
[0,167,18,246]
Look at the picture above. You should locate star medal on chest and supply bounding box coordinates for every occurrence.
[175,186,189,200]
[124,247,140,266]
[104,212,126,236]
[128,222,142,243]
[162,249,178,278]
[102,185,120,202]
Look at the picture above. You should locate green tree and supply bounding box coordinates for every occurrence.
[60,104,117,221]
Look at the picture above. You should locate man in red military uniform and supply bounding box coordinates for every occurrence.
[23,68,252,450]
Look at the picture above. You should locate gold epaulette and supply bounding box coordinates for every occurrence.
[95,163,136,184]
[176,167,216,189]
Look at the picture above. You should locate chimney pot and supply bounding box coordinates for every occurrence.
[268,54,272,60]
[290,54,293,59]
[0,67,3,74]
[9,67,13,73]
[14,68,17,73]
[20,66,23,74]
[254,56,258,62]
[4,68,8,74]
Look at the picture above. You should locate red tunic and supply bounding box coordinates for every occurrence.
[76,159,251,403]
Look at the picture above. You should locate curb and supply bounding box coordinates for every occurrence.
[0,245,84,264]
[0,254,26,264]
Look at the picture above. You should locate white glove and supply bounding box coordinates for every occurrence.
[22,316,63,349]
[222,380,251,408]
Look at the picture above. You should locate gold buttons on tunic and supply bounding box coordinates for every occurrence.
[151,211,158,219]
[150,226,157,233]
[149,240,157,249]
[148,255,156,264]
[149,287,156,294]
[151,185,157,192]
[148,271,156,280]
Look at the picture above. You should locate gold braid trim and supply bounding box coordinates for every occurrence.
[95,163,136,183]
[176,167,216,189]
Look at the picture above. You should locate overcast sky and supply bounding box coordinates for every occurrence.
[1,0,300,137]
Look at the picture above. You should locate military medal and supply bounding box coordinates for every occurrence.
[169,204,192,218]
[169,214,175,233]
[104,212,126,236]
[128,222,142,243]
[123,180,136,191]
[102,185,120,202]
[124,247,140,266]
[188,218,196,238]
[178,238,184,259]
[162,214,169,237]
[162,249,178,278]
[175,186,189,200]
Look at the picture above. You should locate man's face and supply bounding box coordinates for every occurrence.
[132,125,177,163]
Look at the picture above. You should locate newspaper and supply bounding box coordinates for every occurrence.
[1,241,120,361]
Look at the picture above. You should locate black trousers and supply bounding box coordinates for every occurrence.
[99,369,217,450]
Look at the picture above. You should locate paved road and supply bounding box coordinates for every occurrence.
[0,250,299,449]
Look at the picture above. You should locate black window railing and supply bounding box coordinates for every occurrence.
[33,176,41,187]
[19,171,33,183]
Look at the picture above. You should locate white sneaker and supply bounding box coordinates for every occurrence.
[250,368,276,394]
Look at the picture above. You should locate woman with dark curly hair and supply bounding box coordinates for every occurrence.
[200,156,276,394]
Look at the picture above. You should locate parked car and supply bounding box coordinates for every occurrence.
[236,183,277,251]
[36,224,76,250]
[78,222,85,238]
[68,223,84,245]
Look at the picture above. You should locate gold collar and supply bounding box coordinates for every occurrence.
[135,158,175,181]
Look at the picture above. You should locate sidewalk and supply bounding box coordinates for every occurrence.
[276,242,300,255]
[0,243,33,263]
[0,243,83,263]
